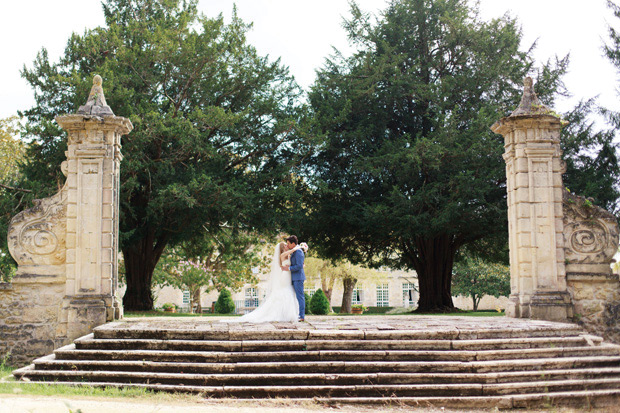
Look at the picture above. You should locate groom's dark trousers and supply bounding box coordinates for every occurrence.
[290,249,306,319]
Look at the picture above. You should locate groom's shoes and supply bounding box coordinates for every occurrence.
[298,318,305,322]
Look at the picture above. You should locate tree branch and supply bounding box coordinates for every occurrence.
[0,183,32,193]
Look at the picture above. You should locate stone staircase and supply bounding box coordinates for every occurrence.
[12,316,620,409]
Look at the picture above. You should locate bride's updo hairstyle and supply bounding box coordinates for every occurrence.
[278,242,287,266]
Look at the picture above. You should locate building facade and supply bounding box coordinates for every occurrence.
[147,267,508,313]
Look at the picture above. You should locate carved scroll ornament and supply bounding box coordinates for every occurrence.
[563,189,619,265]
[7,188,67,267]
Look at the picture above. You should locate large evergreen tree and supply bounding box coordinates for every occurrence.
[18,0,303,310]
[306,0,568,311]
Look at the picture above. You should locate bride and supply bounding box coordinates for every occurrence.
[224,241,305,323]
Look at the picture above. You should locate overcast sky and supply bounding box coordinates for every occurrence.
[1,0,618,120]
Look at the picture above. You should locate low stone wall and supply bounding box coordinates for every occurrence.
[567,273,620,344]
[0,281,66,366]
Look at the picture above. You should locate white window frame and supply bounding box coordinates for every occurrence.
[376,283,389,307]
[352,285,364,305]
[245,287,259,308]
[402,283,416,307]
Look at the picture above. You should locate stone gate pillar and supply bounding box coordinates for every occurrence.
[491,77,572,320]
[55,76,131,338]
[0,76,132,364]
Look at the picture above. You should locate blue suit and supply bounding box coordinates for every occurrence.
[290,249,305,319]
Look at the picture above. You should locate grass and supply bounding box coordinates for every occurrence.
[0,379,218,405]
[409,310,505,317]
[124,310,237,318]
[326,308,505,317]
[125,309,505,318]
[0,365,13,381]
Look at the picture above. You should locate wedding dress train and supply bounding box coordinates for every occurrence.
[223,244,299,323]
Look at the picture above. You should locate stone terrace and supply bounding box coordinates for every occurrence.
[13,315,620,409]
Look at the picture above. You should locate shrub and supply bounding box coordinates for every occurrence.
[304,292,311,315]
[214,289,236,314]
[309,289,330,315]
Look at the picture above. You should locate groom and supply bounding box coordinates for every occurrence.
[281,235,306,321]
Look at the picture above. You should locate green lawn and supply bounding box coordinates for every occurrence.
[409,310,505,317]
[125,309,504,317]
[124,310,235,318]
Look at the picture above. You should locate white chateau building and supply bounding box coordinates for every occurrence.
[150,266,508,314]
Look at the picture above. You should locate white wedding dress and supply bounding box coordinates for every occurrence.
[223,244,299,323]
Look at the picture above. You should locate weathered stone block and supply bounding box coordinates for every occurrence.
[102,204,113,219]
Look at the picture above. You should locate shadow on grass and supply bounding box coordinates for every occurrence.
[124,310,239,318]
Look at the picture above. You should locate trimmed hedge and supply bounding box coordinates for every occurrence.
[309,289,330,315]
[332,306,394,314]
[214,289,235,314]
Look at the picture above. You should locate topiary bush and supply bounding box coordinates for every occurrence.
[309,289,330,315]
[304,292,311,315]
[214,289,235,314]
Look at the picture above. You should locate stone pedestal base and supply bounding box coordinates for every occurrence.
[110,294,123,321]
[505,294,522,318]
[62,296,109,342]
[528,291,573,321]
[507,291,573,321]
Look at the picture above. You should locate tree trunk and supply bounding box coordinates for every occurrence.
[340,277,357,314]
[404,234,460,312]
[321,274,336,312]
[122,231,168,311]
[191,286,202,314]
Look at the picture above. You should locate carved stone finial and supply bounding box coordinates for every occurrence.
[509,76,551,117]
[77,75,114,116]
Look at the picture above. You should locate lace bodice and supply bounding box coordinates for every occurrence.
[283,259,291,267]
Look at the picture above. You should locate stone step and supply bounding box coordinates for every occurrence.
[322,389,620,409]
[93,323,585,342]
[74,335,601,352]
[30,354,620,375]
[7,378,619,410]
[7,377,620,409]
[17,361,620,386]
[53,343,620,363]
[10,368,620,398]
[13,317,620,408]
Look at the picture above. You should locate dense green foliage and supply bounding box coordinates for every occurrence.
[0,117,28,282]
[214,289,235,314]
[304,292,311,315]
[305,0,566,311]
[309,288,330,315]
[17,0,303,309]
[452,256,510,311]
[561,99,620,216]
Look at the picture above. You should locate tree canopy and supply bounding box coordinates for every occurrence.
[452,256,510,311]
[304,0,570,311]
[18,0,304,309]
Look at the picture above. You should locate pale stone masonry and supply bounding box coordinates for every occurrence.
[0,76,131,364]
[493,78,620,340]
[563,189,620,342]
[492,77,573,320]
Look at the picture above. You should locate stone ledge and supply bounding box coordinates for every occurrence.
[567,273,620,282]
[0,282,12,290]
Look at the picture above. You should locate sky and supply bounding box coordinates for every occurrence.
[1,0,619,120]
